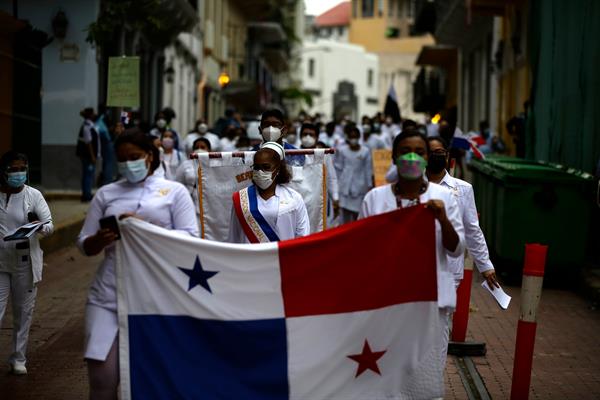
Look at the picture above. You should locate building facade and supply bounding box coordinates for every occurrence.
[348,0,434,121]
[308,1,351,42]
[302,39,379,121]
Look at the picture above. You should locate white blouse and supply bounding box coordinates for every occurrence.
[77,175,198,311]
[227,184,310,243]
[161,150,183,181]
[175,159,200,215]
[438,172,494,280]
[358,182,465,309]
[0,186,53,283]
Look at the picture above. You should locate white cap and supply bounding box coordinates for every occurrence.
[260,141,285,160]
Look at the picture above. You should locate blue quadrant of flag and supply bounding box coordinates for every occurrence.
[128,315,289,399]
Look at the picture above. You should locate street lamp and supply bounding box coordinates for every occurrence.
[218,71,230,88]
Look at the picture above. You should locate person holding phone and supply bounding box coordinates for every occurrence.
[0,151,54,375]
[77,129,198,398]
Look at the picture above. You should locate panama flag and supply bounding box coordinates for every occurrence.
[450,129,485,160]
[117,206,445,399]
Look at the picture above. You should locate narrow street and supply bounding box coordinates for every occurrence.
[2,244,600,399]
[0,246,100,399]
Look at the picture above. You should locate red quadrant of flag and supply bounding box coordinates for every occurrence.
[279,205,437,317]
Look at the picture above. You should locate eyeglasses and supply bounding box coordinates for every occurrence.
[252,164,276,172]
[6,166,27,173]
[429,150,448,156]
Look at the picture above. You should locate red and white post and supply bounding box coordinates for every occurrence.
[510,243,548,400]
[448,252,486,356]
[451,253,473,343]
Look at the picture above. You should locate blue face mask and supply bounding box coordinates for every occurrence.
[118,158,149,183]
[7,171,27,188]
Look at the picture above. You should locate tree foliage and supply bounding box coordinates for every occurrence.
[86,0,197,49]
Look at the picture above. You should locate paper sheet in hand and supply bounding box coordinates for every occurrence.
[3,221,47,241]
[481,281,511,310]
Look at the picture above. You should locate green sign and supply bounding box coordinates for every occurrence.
[107,56,140,107]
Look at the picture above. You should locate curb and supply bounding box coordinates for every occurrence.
[40,217,85,254]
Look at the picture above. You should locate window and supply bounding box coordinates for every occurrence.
[352,0,358,17]
[388,0,395,17]
[338,26,344,36]
[362,0,374,17]
[308,58,315,77]
[378,0,384,16]
[367,69,374,87]
[407,0,415,18]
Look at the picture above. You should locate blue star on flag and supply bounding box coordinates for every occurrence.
[178,255,219,293]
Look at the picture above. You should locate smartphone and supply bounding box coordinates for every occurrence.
[99,215,121,240]
[27,212,39,222]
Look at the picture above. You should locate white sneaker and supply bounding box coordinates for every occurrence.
[10,362,27,375]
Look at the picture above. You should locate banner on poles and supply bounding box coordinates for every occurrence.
[372,149,392,187]
[107,56,140,108]
[195,151,327,241]
[116,206,444,399]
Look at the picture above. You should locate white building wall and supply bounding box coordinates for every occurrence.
[378,52,424,122]
[314,26,349,43]
[302,40,378,121]
[162,29,202,138]
[10,0,100,146]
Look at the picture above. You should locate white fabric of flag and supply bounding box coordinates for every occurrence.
[117,206,444,399]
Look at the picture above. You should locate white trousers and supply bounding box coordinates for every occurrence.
[0,264,37,365]
[439,308,450,369]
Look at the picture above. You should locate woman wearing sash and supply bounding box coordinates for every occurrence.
[228,142,310,243]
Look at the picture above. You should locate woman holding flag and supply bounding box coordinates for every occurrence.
[228,142,310,243]
[77,130,198,399]
[358,128,465,380]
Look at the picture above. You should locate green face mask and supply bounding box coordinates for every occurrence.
[395,152,427,180]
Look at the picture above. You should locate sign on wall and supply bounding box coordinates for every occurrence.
[372,149,393,187]
[107,56,140,108]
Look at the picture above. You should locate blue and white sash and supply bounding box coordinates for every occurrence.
[232,185,280,243]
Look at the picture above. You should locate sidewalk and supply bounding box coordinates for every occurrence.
[451,273,600,399]
[40,194,90,254]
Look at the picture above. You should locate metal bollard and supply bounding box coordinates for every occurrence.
[510,243,548,400]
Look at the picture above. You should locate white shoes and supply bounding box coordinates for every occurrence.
[10,362,27,375]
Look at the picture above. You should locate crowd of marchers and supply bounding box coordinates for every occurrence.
[1,105,501,399]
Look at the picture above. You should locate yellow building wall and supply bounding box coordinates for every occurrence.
[496,7,530,156]
[350,17,434,54]
[226,1,247,81]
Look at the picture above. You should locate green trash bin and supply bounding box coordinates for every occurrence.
[469,158,498,251]
[471,157,594,278]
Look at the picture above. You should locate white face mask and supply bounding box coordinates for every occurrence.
[117,157,149,183]
[156,119,167,129]
[261,126,282,142]
[301,135,316,148]
[348,138,359,146]
[161,137,174,150]
[194,148,208,154]
[197,123,208,134]
[252,169,276,190]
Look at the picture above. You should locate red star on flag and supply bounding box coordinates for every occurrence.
[347,340,387,378]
